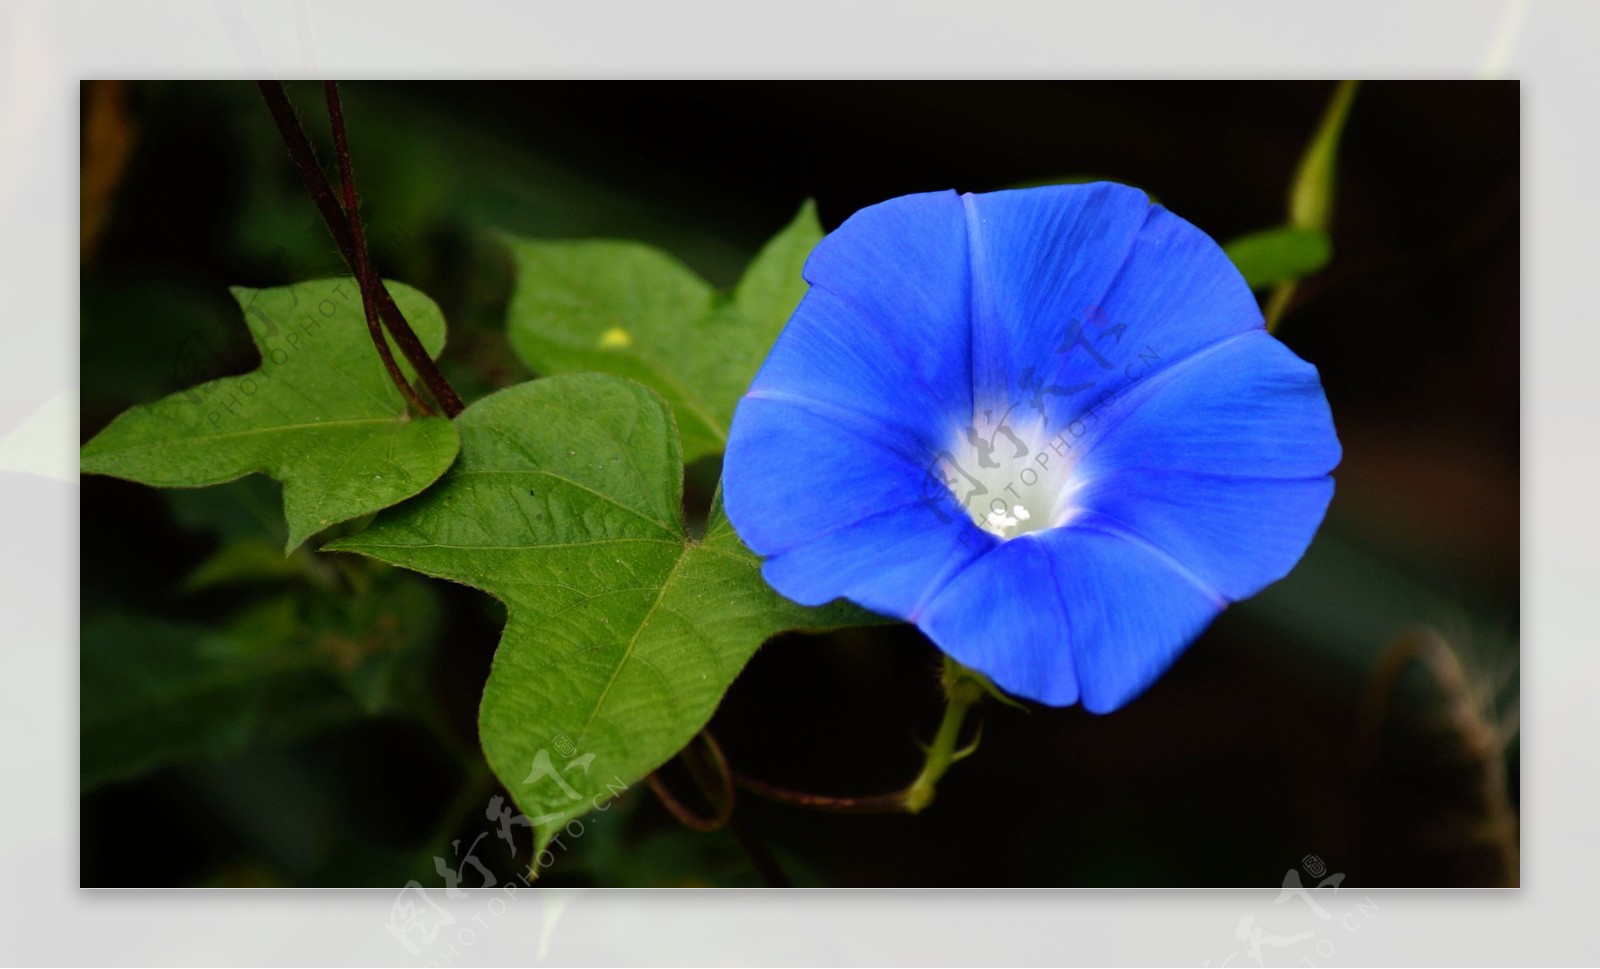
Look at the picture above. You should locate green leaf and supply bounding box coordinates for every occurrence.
[1264,81,1359,332]
[1223,226,1333,290]
[1288,80,1360,231]
[327,374,875,852]
[80,279,461,551]
[504,201,823,464]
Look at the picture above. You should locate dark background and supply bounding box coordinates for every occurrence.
[79,81,1519,887]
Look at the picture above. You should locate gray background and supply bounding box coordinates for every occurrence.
[7,0,1588,963]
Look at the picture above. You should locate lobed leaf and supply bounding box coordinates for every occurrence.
[80,279,460,550]
[503,202,823,463]
[327,374,875,853]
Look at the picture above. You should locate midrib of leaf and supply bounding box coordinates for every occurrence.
[344,536,683,555]
[84,415,408,459]
[448,467,681,539]
[324,375,883,854]
[574,539,696,749]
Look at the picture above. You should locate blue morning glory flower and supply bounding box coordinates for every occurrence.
[722,183,1340,712]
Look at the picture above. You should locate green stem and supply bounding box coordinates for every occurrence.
[902,655,984,813]
[1266,79,1359,333]
[1263,281,1297,334]
[731,655,989,815]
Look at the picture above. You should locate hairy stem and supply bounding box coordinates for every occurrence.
[730,772,911,815]
[645,730,735,833]
[902,655,984,813]
[255,81,465,417]
[323,82,432,416]
[648,730,793,886]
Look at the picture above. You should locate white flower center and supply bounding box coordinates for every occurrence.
[932,403,1088,539]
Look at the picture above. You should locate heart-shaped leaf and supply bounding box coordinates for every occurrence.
[504,201,822,464]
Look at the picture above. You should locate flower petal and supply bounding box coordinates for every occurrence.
[1020,201,1271,429]
[961,183,1153,408]
[724,394,994,615]
[725,184,1342,716]
[792,189,973,421]
[1038,524,1225,713]
[1068,473,1335,602]
[1093,204,1269,366]
[1071,328,1341,482]
[920,330,1338,711]
[920,522,1226,712]
[761,502,992,616]
[916,534,1081,705]
[726,190,995,616]
[740,286,970,443]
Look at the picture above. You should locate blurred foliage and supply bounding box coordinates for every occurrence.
[1224,226,1333,290]
[83,561,443,790]
[1265,80,1360,330]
